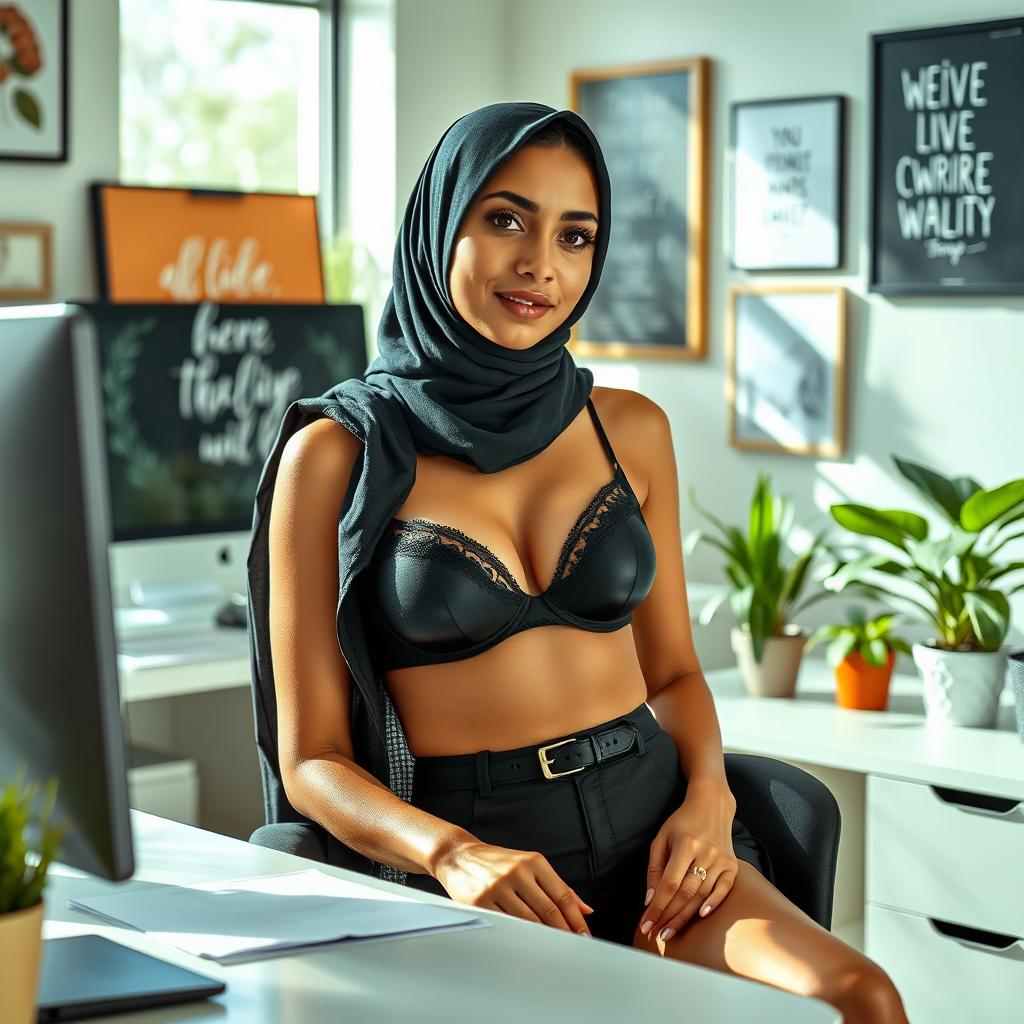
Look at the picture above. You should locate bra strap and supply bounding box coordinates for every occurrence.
[586,396,620,471]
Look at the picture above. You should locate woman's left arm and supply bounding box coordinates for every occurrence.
[623,393,739,938]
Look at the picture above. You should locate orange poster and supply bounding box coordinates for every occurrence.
[91,184,325,303]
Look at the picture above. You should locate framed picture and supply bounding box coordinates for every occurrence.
[0,223,52,298]
[0,0,68,162]
[90,184,325,303]
[869,16,1024,293]
[727,285,846,458]
[570,57,709,360]
[730,95,845,270]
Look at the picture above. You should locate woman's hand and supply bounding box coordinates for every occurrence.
[433,839,594,936]
[638,779,739,943]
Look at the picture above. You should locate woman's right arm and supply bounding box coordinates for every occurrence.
[268,417,474,878]
[268,418,594,936]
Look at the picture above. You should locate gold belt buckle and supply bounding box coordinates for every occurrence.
[538,737,585,780]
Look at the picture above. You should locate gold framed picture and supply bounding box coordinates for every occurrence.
[570,57,709,361]
[726,285,847,457]
[0,223,52,299]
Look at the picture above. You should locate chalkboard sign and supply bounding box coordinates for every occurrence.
[870,17,1024,293]
[78,301,366,541]
[570,58,709,359]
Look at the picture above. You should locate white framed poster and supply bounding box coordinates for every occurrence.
[0,0,68,162]
[727,285,847,458]
[730,95,845,270]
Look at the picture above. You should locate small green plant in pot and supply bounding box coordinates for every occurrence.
[824,456,1024,727]
[0,772,63,1024]
[685,474,835,698]
[805,606,912,711]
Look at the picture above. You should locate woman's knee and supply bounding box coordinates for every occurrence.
[819,958,907,1024]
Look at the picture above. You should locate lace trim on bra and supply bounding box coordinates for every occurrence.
[385,470,636,597]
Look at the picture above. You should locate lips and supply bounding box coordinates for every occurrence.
[495,291,554,321]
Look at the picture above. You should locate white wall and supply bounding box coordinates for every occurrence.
[394,0,510,228]
[391,0,1024,646]
[0,0,119,302]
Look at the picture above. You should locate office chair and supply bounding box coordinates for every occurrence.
[250,751,841,931]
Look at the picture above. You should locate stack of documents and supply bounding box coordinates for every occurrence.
[70,868,487,964]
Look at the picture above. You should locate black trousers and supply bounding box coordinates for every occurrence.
[404,700,774,946]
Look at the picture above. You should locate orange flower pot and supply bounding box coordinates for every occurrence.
[835,649,895,710]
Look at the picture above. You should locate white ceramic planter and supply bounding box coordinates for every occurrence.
[1009,652,1024,742]
[0,898,44,1024]
[730,625,808,698]
[912,642,1009,728]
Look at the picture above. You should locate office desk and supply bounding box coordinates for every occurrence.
[45,811,840,1023]
[706,659,1024,1024]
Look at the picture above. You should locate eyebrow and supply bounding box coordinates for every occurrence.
[478,190,598,225]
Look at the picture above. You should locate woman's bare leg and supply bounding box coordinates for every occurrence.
[632,862,909,1024]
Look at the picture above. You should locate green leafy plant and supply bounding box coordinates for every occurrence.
[0,771,63,915]
[685,474,835,664]
[805,605,912,669]
[824,456,1024,653]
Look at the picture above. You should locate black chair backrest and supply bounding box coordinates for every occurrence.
[725,753,841,930]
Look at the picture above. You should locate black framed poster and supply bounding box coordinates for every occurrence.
[730,95,845,270]
[869,17,1024,293]
[570,57,709,360]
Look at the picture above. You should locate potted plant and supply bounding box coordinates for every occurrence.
[805,606,912,710]
[0,772,62,1024]
[686,474,835,697]
[824,456,1024,727]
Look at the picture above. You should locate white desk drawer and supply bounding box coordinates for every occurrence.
[867,775,1024,936]
[865,902,1023,1024]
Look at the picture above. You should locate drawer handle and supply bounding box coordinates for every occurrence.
[931,785,1024,820]
[929,918,1024,958]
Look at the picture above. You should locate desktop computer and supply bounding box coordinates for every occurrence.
[0,304,225,1018]
[77,299,366,660]
[0,301,367,1019]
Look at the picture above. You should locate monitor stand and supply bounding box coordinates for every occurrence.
[37,934,225,1022]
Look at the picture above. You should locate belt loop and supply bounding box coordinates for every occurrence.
[475,750,493,798]
[633,723,647,756]
[622,717,646,756]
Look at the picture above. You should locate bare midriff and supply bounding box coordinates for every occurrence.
[382,387,651,757]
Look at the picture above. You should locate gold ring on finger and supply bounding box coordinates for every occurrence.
[692,864,707,882]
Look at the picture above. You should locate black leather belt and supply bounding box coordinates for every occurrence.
[414,715,655,793]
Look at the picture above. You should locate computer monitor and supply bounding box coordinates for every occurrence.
[77,300,366,629]
[0,304,225,1016]
[0,303,132,880]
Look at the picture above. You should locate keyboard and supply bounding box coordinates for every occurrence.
[116,626,249,667]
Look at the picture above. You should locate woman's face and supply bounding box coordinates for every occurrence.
[448,143,600,350]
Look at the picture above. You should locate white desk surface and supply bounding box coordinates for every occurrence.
[706,658,1024,799]
[44,811,838,1024]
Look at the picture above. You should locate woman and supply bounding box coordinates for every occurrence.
[249,102,908,1024]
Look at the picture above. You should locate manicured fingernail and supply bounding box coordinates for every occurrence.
[644,887,654,906]
[659,927,674,942]
[640,920,653,936]
[699,905,711,917]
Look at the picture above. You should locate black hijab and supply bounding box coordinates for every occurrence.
[246,102,612,883]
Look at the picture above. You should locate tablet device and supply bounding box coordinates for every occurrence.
[37,934,225,1022]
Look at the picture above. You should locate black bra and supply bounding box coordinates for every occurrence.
[364,398,657,670]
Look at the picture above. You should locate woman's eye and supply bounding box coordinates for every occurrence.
[563,227,596,249]
[486,209,521,231]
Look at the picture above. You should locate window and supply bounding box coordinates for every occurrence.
[119,0,326,197]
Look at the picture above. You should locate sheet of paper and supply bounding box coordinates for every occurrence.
[70,868,486,964]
